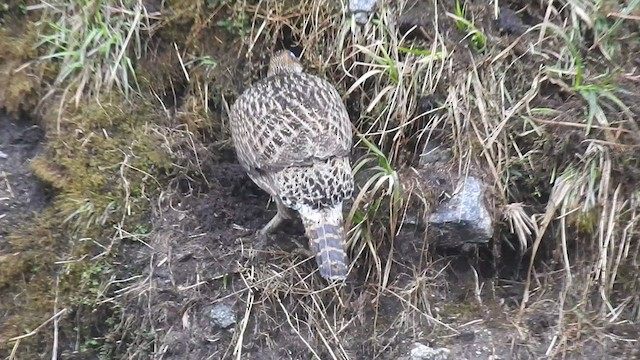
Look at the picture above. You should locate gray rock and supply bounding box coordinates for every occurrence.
[428,176,493,248]
[401,139,495,250]
[349,0,377,25]
[0,150,8,159]
[410,343,450,360]
[207,304,236,328]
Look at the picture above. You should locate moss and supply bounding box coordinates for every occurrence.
[0,25,44,115]
[0,7,234,353]
[573,208,598,236]
[0,97,172,357]
[0,211,58,330]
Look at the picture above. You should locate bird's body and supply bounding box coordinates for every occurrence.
[228,51,353,280]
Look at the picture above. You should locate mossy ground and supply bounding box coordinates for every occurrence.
[1,0,639,359]
[0,99,174,356]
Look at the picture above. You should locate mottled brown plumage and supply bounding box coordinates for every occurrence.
[228,50,354,280]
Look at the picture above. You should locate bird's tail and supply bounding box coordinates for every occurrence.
[300,206,349,280]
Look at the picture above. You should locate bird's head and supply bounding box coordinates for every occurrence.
[267,50,303,77]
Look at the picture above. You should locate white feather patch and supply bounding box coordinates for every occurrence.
[298,203,342,224]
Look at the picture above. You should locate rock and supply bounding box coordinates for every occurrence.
[0,150,8,159]
[207,303,236,328]
[428,176,493,249]
[416,94,437,114]
[349,0,377,25]
[410,343,450,360]
[401,139,495,250]
[456,330,476,342]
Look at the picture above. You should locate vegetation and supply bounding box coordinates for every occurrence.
[0,0,638,358]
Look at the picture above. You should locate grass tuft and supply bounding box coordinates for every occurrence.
[35,0,155,106]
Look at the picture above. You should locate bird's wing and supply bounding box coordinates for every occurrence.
[229,73,352,173]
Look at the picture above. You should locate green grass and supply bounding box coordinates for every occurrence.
[348,136,403,284]
[448,0,487,52]
[36,0,148,105]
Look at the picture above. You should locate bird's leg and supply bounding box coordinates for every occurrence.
[258,198,292,236]
[257,199,314,262]
[290,238,314,259]
[247,199,297,263]
[252,198,293,253]
[258,212,284,238]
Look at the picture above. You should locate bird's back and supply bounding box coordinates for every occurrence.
[229,70,354,280]
[229,72,352,175]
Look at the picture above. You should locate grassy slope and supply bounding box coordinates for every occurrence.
[0,0,638,358]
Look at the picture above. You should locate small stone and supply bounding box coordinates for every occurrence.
[456,330,476,342]
[208,304,236,328]
[410,343,450,360]
[349,0,377,25]
[428,176,493,248]
[416,95,436,114]
[0,150,7,159]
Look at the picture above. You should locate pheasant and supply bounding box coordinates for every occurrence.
[228,50,354,280]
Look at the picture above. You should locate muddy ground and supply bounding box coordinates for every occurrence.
[0,113,47,251]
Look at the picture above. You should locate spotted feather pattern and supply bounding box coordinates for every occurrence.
[229,73,352,174]
[228,68,354,280]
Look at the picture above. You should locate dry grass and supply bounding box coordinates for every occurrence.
[218,0,640,357]
[2,0,639,358]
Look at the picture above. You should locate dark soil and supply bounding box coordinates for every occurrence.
[0,113,47,247]
[104,154,638,360]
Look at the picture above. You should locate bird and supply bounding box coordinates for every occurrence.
[228,49,354,280]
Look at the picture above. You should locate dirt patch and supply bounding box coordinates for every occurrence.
[102,161,639,359]
[0,112,47,247]
[108,159,319,359]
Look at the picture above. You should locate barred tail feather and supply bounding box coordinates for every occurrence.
[299,206,348,280]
